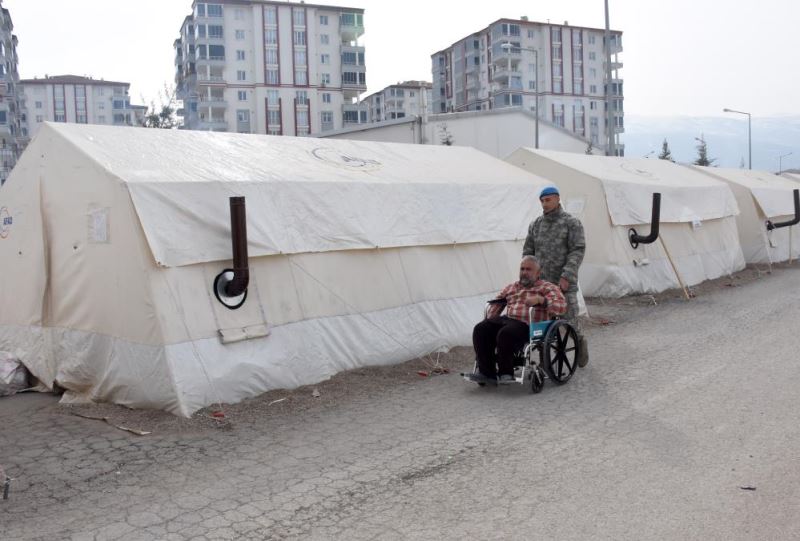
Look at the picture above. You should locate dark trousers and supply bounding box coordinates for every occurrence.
[473,316,529,377]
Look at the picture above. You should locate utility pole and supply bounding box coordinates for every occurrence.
[604,0,615,156]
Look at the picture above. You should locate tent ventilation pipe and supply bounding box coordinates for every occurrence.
[213,196,250,310]
[628,193,661,249]
[766,189,800,231]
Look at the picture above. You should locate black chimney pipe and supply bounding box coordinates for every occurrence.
[225,196,249,297]
[766,189,800,231]
[628,193,661,249]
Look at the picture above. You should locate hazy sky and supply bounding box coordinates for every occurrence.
[3,0,799,117]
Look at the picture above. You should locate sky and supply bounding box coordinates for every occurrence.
[3,0,799,118]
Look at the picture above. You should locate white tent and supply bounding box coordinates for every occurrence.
[505,149,746,297]
[690,166,800,263]
[0,123,551,416]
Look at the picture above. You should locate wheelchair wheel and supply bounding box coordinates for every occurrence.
[543,320,578,384]
[530,366,545,394]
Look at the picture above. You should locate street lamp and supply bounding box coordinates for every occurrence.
[501,42,539,149]
[723,107,751,169]
[779,152,793,174]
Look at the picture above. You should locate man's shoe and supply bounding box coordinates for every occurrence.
[498,374,515,384]
[469,372,492,384]
[577,337,589,367]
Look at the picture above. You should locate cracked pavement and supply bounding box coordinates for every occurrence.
[2,265,800,540]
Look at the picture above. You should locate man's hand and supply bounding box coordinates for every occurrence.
[526,294,545,307]
[559,277,570,292]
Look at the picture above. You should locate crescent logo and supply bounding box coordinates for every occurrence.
[0,207,11,239]
[311,147,382,172]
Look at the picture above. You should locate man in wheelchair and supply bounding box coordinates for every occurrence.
[470,255,567,384]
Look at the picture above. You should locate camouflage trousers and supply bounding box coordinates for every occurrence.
[564,289,584,340]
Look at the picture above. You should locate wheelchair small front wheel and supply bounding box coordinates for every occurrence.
[531,366,545,393]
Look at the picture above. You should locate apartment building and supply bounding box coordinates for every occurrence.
[363,81,432,123]
[432,18,624,155]
[19,75,142,142]
[174,0,366,136]
[0,2,22,184]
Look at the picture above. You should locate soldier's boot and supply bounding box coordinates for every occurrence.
[577,336,589,367]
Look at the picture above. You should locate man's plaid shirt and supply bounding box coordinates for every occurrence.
[487,279,567,323]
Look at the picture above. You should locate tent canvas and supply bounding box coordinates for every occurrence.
[505,149,745,297]
[0,123,552,416]
[690,166,800,263]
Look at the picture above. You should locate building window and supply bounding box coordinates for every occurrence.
[322,93,331,103]
[590,101,597,110]
[207,4,223,17]
[237,50,245,60]
[589,68,597,78]
[196,3,205,17]
[527,29,535,38]
[264,7,277,25]
[238,90,247,101]
[208,44,225,59]
[552,27,562,43]
[588,34,596,44]
[554,80,562,93]
[35,101,42,109]
[36,115,43,123]
[501,23,521,37]
[293,9,305,26]
[343,110,358,123]
[296,91,308,104]
[320,34,329,45]
[0,111,7,124]
[294,50,307,65]
[342,51,357,65]
[267,90,279,104]
[265,48,278,64]
[320,15,328,25]
[235,30,245,40]
[209,25,223,38]
[528,80,536,90]
[234,8,244,20]
[268,110,281,125]
[573,81,583,94]
[321,111,333,124]
[293,31,306,45]
[237,70,247,81]
[588,52,596,61]
[265,29,277,45]
[589,85,597,94]
[77,114,87,124]
[295,70,308,85]
[553,104,565,127]
[321,73,331,85]
[266,69,279,84]
[237,110,250,123]
[320,53,330,64]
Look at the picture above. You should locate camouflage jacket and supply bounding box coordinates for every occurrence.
[522,206,585,290]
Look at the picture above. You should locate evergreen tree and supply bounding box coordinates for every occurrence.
[142,84,179,129]
[585,141,594,155]
[693,134,716,167]
[658,138,673,161]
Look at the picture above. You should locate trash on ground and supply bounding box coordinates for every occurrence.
[70,411,152,436]
[0,352,30,397]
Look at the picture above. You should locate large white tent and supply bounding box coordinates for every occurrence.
[505,149,746,297]
[690,166,800,264]
[0,123,551,416]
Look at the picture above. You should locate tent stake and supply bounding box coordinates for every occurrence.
[659,237,691,300]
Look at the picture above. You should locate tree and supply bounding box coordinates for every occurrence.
[142,84,179,129]
[585,141,594,155]
[438,123,454,146]
[658,138,674,161]
[693,134,716,167]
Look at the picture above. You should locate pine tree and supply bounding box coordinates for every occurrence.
[693,134,716,167]
[658,138,673,162]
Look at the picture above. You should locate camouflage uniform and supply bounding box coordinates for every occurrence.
[522,206,586,340]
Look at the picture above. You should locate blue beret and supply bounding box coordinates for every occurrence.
[539,186,560,199]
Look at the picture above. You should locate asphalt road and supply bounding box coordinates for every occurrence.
[2,265,799,540]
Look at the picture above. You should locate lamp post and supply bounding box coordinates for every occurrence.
[502,42,539,148]
[723,107,751,169]
[779,152,792,174]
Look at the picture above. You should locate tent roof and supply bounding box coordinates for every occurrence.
[23,123,551,266]
[513,149,739,226]
[690,166,800,218]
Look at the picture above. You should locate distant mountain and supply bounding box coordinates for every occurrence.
[622,115,800,172]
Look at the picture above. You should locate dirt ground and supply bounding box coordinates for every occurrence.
[38,261,794,436]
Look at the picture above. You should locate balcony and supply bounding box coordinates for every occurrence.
[196,55,226,67]
[198,96,227,107]
[492,68,522,83]
[339,13,364,42]
[491,43,521,65]
[198,118,228,130]
[197,74,225,85]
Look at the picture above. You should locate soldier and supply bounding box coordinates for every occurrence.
[522,185,589,367]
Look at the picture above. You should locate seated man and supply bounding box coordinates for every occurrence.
[471,255,567,384]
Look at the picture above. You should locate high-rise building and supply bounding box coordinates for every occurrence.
[174,1,366,136]
[0,2,23,184]
[19,75,141,143]
[363,81,432,123]
[432,18,624,155]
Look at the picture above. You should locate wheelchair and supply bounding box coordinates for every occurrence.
[461,299,580,393]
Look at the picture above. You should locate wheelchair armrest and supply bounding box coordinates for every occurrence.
[484,298,507,319]
[486,298,508,306]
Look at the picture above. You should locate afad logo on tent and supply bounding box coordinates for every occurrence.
[0,207,11,239]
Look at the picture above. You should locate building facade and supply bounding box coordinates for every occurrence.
[19,75,140,143]
[0,2,22,184]
[363,81,432,123]
[432,18,624,155]
[174,0,366,136]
